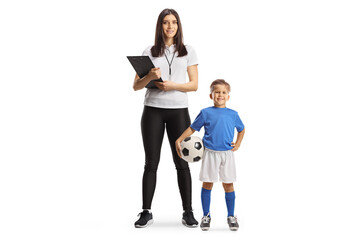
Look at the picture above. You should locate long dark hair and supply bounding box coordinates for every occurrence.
[151,9,188,57]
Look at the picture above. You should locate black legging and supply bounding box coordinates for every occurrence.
[141,106,192,211]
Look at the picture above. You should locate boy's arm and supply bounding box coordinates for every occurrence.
[175,127,196,158]
[231,128,245,152]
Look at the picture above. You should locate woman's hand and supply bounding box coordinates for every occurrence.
[133,68,161,91]
[147,67,161,80]
[154,80,177,91]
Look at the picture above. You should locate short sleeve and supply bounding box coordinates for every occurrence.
[235,113,245,132]
[185,45,198,67]
[142,46,152,56]
[190,110,205,131]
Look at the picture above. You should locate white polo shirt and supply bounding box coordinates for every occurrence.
[142,44,198,109]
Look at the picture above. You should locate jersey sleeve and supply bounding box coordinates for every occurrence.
[190,110,205,131]
[185,45,199,67]
[142,46,152,56]
[235,112,245,132]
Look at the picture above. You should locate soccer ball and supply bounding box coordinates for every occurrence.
[180,136,204,163]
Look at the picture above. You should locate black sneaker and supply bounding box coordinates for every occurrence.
[134,210,153,228]
[182,210,198,228]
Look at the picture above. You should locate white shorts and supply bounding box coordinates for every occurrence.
[199,148,236,183]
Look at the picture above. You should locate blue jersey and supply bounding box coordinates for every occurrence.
[190,107,245,151]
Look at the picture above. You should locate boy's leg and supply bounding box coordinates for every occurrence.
[200,182,213,231]
[223,183,239,231]
[220,152,239,230]
[223,183,235,217]
[201,182,213,216]
[219,151,236,217]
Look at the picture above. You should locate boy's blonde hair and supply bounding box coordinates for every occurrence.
[210,79,231,93]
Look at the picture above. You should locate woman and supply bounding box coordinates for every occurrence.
[133,9,199,228]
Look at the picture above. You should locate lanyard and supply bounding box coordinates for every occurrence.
[164,51,175,80]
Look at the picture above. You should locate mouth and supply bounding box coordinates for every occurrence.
[166,30,174,34]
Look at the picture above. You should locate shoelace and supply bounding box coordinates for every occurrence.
[202,213,211,223]
[228,216,238,223]
[137,211,149,218]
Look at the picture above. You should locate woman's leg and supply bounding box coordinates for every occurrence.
[165,108,192,211]
[141,106,165,210]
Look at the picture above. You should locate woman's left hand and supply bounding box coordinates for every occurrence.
[154,80,177,91]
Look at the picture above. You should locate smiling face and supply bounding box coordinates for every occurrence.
[210,84,230,108]
[162,14,178,40]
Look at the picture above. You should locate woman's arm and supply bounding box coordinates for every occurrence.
[177,65,198,92]
[133,68,161,91]
[154,65,198,92]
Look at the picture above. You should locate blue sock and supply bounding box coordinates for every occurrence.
[201,188,211,216]
[225,191,235,217]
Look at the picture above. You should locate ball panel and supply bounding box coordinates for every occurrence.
[182,148,189,156]
[194,142,202,150]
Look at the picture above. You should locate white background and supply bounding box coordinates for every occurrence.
[1,0,360,239]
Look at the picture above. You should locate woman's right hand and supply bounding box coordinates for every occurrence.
[147,67,161,80]
[133,67,161,91]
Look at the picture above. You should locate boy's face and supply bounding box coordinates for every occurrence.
[210,84,230,108]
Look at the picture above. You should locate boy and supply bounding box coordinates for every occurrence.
[175,79,245,231]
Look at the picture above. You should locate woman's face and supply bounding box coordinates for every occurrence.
[162,14,178,39]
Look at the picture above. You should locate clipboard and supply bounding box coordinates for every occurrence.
[127,56,163,89]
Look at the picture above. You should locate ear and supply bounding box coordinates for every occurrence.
[227,95,230,101]
[209,93,213,99]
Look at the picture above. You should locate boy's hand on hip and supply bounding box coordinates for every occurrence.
[231,142,240,152]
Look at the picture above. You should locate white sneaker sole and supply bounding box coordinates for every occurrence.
[182,219,198,228]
